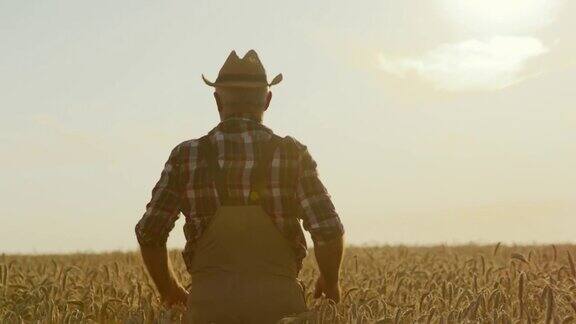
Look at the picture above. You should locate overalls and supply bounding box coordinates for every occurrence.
[184,135,307,324]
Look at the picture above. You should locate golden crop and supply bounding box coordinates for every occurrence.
[1,245,576,323]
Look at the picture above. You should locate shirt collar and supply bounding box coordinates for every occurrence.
[211,116,274,135]
[222,116,260,123]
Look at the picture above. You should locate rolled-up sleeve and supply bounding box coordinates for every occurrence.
[294,145,344,245]
[135,144,183,246]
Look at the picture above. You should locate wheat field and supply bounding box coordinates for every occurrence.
[1,245,576,323]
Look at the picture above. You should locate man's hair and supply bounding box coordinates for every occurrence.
[215,86,269,112]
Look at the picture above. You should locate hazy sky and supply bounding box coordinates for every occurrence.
[1,0,575,253]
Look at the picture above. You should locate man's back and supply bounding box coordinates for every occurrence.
[136,116,343,273]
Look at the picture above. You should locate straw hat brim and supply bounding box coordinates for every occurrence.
[202,74,283,88]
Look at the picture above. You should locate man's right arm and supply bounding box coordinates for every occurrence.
[291,138,345,302]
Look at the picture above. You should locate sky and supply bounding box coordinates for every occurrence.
[1,0,575,253]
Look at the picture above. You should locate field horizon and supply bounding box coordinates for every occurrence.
[4,242,576,257]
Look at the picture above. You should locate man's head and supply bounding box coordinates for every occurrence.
[214,86,272,122]
[202,50,281,122]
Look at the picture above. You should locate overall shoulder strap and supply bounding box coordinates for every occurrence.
[249,134,282,203]
[198,134,282,205]
[198,135,230,204]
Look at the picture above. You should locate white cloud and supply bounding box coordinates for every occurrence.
[378,36,548,91]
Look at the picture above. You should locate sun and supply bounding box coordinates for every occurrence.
[442,0,560,34]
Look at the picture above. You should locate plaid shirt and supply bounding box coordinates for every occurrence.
[135,117,344,272]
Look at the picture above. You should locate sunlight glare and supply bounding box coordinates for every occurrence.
[443,0,560,33]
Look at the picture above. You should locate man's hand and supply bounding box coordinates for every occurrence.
[313,235,344,303]
[139,245,188,307]
[160,282,189,306]
[314,275,341,303]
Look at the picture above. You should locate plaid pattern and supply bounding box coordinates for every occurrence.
[135,117,344,271]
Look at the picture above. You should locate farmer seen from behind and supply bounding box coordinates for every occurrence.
[135,49,345,323]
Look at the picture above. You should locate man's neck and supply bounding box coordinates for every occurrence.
[222,113,262,123]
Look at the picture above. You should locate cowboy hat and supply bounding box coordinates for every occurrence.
[202,50,283,88]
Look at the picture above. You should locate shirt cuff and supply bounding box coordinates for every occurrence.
[309,222,345,245]
[135,223,168,247]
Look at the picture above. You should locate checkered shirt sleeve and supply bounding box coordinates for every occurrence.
[135,144,183,246]
[293,141,344,245]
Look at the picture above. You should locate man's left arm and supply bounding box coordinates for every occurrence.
[135,144,188,305]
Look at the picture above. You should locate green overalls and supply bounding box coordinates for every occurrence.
[184,135,307,324]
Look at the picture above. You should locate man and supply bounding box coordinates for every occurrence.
[135,50,345,323]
